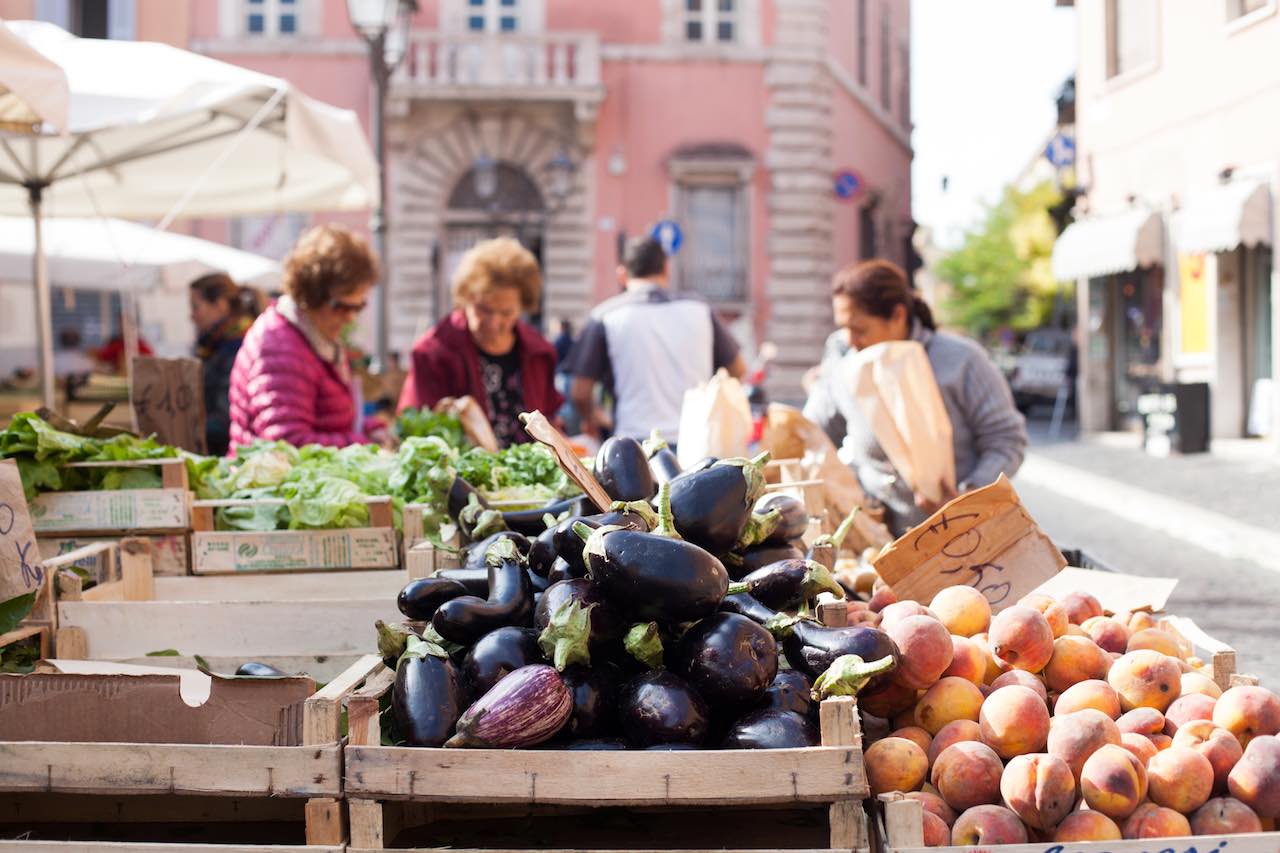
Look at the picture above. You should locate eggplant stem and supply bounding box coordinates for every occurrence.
[641,429,669,459]
[823,506,862,551]
[485,536,522,566]
[652,481,681,540]
[624,622,665,670]
[538,599,596,671]
[802,560,847,602]
[610,498,659,532]
[571,521,595,544]
[725,581,749,596]
[735,506,782,551]
[811,654,896,700]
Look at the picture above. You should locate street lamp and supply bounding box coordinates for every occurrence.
[347,0,415,374]
[546,148,575,205]
[472,152,498,201]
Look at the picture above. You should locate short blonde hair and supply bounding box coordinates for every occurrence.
[452,237,542,311]
[283,224,379,309]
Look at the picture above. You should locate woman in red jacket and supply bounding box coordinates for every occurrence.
[398,237,563,447]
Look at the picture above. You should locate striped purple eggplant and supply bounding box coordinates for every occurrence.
[445,664,572,749]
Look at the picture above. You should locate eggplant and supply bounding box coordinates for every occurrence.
[235,661,287,677]
[534,578,626,669]
[721,709,818,749]
[546,556,585,584]
[446,664,573,748]
[642,430,682,485]
[682,456,718,476]
[668,453,769,554]
[527,569,550,593]
[753,494,810,545]
[462,531,532,572]
[501,497,582,537]
[618,670,710,748]
[580,484,729,625]
[551,502,657,574]
[564,738,629,751]
[593,436,656,502]
[806,506,862,572]
[760,670,815,720]
[732,543,805,579]
[397,577,469,621]
[719,591,780,626]
[771,617,900,685]
[726,559,845,611]
[432,538,535,645]
[435,567,489,597]
[528,526,558,577]
[561,664,621,738]
[462,626,542,695]
[674,613,778,711]
[393,636,468,747]
[447,476,487,522]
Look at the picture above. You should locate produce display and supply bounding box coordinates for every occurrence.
[857,584,1280,845]
[380,435,895,751]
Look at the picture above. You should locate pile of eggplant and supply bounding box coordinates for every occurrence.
[380,434,901,751]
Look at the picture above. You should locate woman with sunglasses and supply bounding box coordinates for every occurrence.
[228,224,390,451]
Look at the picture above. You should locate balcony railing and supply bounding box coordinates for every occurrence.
[393,31,602,95]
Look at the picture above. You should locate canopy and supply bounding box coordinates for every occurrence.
[0,216,280,291]
[1174,180,1273,256]
[1052,207,1165,281]
[0,20,66,132]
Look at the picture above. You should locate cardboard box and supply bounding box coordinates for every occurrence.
[190,527,399,574]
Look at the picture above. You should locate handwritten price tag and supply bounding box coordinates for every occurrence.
[131,357,207,454]
[519,411,611,512]
[0,459,46,604]
[872,474,1065,612]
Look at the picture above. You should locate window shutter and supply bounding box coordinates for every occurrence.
[108,0,137,40]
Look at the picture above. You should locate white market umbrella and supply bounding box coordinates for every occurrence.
[0,20,378,406]
[0,20,66,132]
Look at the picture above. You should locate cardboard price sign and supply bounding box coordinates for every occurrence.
[1034,567,1178,615]
[519,411,611,512]
[131,357,207,454]
[872,474,1065,612]
[0,459,47,605]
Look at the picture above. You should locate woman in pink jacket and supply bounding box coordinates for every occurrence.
[228,224,388,450]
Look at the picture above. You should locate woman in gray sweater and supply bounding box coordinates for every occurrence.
[803,260,1028,536]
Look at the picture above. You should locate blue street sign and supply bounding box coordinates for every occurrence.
[1045,133,1076,168]
[833,169,862,201]
[652,219,683,255]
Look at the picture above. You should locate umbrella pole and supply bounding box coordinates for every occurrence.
[28,182,55,411]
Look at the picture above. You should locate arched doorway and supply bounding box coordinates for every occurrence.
[439,162,547,328]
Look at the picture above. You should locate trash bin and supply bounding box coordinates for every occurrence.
[1138,382,1210,456]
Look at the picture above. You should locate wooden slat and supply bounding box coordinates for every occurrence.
[349,798,386,850]
[303,653,383,745]
[830,800,869,852]
[348,666,396,748]
[819,698,861,747]
[345,743,867,804]
[120,537,155,601]
[53,625,87,659]
[880,794,924,849]
[0,791,299,823]
[305,796,346,846]
[0,742,341,797]
[0,845,342,853]
[154,569,407,602]
[42,541,117,571]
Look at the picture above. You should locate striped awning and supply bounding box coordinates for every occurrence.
[1175,181,1272,255]
[1052,208,1165,281]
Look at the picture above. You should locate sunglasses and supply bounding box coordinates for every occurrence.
[330,298,368,315]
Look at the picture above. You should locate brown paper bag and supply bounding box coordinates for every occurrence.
[676,369,753,469]
[434,396,499,452]
[846,340,956,505]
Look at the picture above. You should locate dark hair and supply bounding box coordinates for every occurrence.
[190,271,262,320]
[831,259,936,331]
[624,236,668,280]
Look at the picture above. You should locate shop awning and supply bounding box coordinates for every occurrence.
[1175,181,1272,255]
[1052,208,1165,281]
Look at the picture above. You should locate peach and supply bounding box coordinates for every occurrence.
[989,605,1055,673]
[868,584,898,613]
[972,633,1009,684]
[892,707,919,731]
[1122,803,1192,839]
[1120,731,1159,765]
[1213,686,1280,749]
[1182,671,1224,699]
[916,677,985,735]
[879,600,936,632]
[1118,707,1166,735]
[950,805,1028,845]
[1060,591,1104,625]
[1048,709,1122,782]
[1043,635,1113,693]
[859,679,919,719]
[1228,734,1280,818]
[1080,744,1149,819]
[1000,753,1076,830]
[1054,811,1123,842]
[905,790,958,827]
[921,811,950,847]
[890,726,933,755]
[1108,650,1182,712]
[1128,611,1159,632]
[1056,680,1122,719]
[864,736,928,796]
[888,615,955,690]
[1150,733,1173,751]
[931,741,1005,811]
[1019,593,1069,638]
[1190,797,1264,835]
[929,586,991,637]
[1164,692,1217,735]
[1173,720,1244,793]
[980,685,1051,759]
[990,669,1048,703]
[942,636,987,686]
[1065,624,1089,637]
[1082,616,1131,655]
[928,719,982,768]
[1128,628,1185,658]
[1148,746,1215,813]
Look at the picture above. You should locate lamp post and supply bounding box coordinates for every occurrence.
[347,0,415,374]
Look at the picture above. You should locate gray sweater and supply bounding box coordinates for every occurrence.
[803,322,1028,536]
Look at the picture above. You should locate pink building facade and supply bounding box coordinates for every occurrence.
[8,0,913,396]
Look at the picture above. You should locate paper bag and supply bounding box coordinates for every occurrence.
[676,369,753,469]
[434,396,499,452]
[846,340,956,505]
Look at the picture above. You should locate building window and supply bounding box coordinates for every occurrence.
[679,184,748,303]
[860,204,878,260]
[1106,0,1158,78]
[879,2,891,110]
[857,0,868,86]
[1229,0,1272,17]
[243,0,299,38]
[465,0,520,33]
[685,0,737,44]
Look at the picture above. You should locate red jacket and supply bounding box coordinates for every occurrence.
[397,309,564,426]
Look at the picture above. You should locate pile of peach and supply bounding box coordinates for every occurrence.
[858,587,1280,846]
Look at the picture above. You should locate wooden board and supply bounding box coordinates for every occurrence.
[0,845,342,853]
[41,533,188,577]
[404,540,462,579]
[153,569,408,602]
[191,528,399,574]
[31,488,189,534]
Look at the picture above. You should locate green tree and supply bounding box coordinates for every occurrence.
[936,181,1063,341]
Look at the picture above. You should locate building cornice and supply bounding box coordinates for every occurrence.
[190,38,366,56]
[823,57,913,153]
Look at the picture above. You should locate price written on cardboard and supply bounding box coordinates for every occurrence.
[131,357,207,454]
[0,459,46,604]
[872,475,1065,612]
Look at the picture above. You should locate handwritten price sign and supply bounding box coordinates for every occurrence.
[872,475,1065,612]
[0,459,46,604]
[131,357,207,454]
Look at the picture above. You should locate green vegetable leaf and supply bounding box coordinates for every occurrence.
[145,649,182,657]
[0,592,37,636]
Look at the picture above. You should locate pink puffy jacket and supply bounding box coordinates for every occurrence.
[227,305,370,451]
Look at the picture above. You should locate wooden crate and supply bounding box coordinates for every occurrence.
[341,657,869,852]
[29,458,190,535]
[39,532,190,576]
[190,496,399,574]
[765,457,828,546]
[0,654,383,850]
